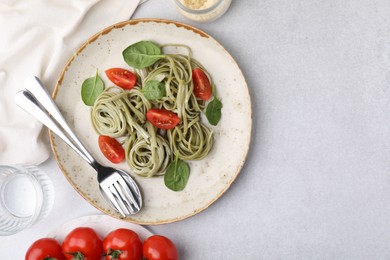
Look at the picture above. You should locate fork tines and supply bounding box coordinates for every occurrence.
[101,174,141,217]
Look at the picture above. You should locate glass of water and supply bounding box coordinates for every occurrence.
[0,165,54,236]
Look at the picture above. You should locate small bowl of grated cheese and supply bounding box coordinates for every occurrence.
[173,0,232,23]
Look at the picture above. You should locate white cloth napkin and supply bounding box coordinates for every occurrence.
[0,0,141,165]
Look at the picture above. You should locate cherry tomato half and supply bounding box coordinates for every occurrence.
[146,109,180,130]
[105,68,136,90]
[62,227,103,260]
[25,238,65,260]
[98,135,125,164]
[143,235,178,260]
[192,68,212,101]
[103,228,142,260]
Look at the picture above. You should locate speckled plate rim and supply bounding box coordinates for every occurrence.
[49,18,252,225]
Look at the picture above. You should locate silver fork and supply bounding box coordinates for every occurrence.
[15,76,142,217]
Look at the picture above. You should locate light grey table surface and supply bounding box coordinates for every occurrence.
[3,0,390,259]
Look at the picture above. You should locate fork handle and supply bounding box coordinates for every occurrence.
[15,90,97,167]
[24,76,99,166]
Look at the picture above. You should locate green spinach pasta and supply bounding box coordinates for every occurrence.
[88,41,221,189]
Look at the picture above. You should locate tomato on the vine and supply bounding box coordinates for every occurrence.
[143,235,178,260]
[146,109,180,130]
[103,228,142,260]
[105,68,137,90]
[192,68,212,101]
[25,238,65,260]
[62,227,103,260]
[98,135,125,164]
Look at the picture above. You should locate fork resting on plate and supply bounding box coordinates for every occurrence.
[15,76,142,217]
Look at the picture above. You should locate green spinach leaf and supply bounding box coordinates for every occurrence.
[122,41,166,69]
[141,80,166,100]
[164,155,190,191]
[205,97,223,126]
[81,70,104,106]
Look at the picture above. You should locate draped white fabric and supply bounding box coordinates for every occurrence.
[0,0,140,165]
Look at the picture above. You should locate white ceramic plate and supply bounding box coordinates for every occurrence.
[47,215,153,241]
[51,19,252,225]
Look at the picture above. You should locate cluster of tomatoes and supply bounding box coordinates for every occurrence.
[25,227,178,260]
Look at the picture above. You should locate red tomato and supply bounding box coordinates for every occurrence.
[25,238,65,260]
[105,68,136,90]
[98,135,125,164]
[103,228,142,260]
[143,235,178,260]
[146,109,180,130]
[62,227,103,260]
[192,68,212,101]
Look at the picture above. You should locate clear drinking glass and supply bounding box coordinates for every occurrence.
[0,165,54,236]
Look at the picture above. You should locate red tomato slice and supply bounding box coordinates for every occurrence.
[103,228,142,260]
[143,235,178,260]
[98,135,125,164]
[192,68,212,101]
[105,68,136,90]
[25,238,65,260]
[146,109,180,130]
